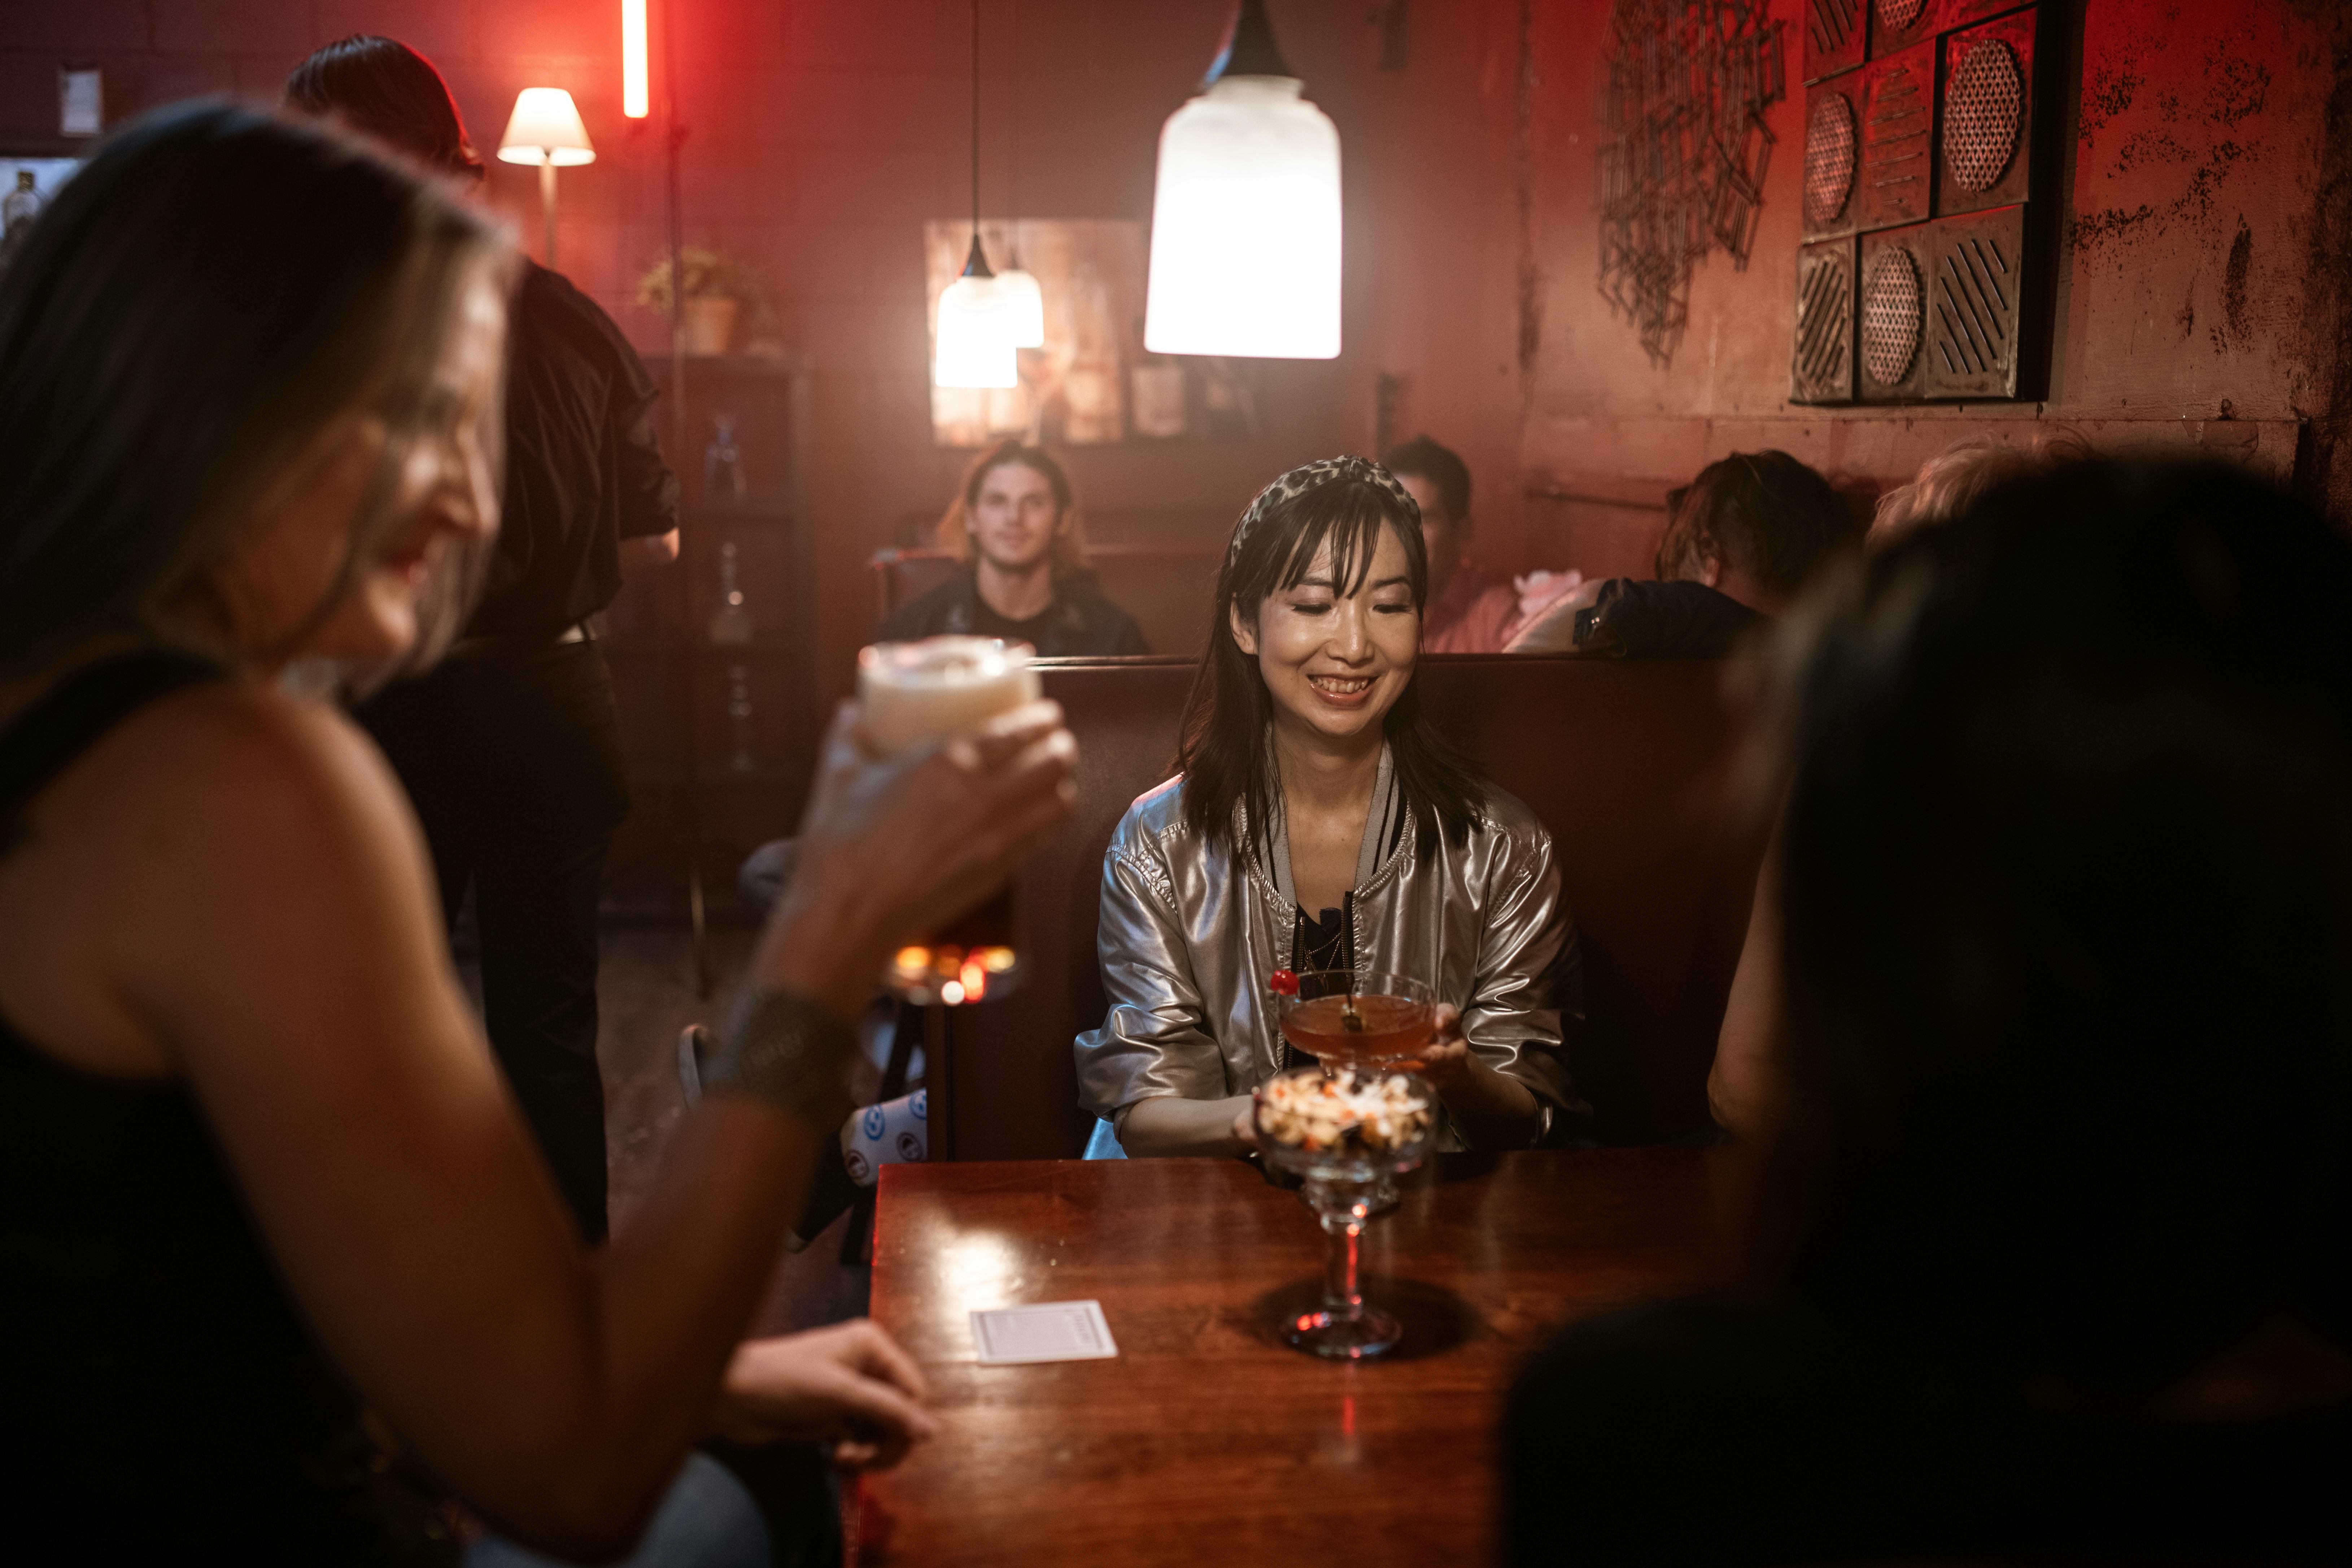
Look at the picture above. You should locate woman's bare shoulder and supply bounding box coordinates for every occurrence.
[64,677,414,878]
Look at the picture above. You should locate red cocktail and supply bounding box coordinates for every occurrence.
[1271,970,1436,1070]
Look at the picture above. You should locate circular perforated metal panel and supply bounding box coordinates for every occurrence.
[1945,38,2024,193]
[1861,248,1922,386]
[1804,94,1857,227]
[1876,0,1929,29]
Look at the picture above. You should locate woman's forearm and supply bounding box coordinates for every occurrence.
[1440,1056,1543,1149]
[1117,1094,1252,1157]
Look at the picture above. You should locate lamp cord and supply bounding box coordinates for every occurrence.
[1008,0,1019,262]
[969,0,981,237]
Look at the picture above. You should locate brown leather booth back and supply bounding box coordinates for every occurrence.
[870,547,1221,658]
[937,655,1763,1161]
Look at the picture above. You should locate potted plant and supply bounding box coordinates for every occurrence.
[637,247,766,355]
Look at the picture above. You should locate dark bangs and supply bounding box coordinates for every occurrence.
[1244,482,1419,612]
[1176,473,1487,866]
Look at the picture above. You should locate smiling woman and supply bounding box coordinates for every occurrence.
[0,103,1075,1562]
[1075,457,1583,1159]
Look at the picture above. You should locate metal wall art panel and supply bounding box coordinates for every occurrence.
[1804,0,1864,83]
[1936,6,2035,218]
[1868,0,1940,59]
[1801,79,1863,240]
[1923,204,2025,398]
[1857,41,1934,231]
[1940,0,2036,30]
[1791,236,1857,403]
[1785,0,2039,403]
[1856,224,1933,401]
[1596,0,1787,368]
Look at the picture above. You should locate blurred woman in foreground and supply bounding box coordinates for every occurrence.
[1509,460,2352,1562]
[0,106,1073,1561]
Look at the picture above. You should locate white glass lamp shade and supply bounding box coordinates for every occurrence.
[1144,76,1340,359]
[995,266,1046,349]
[934,273,1018,389]
[497,88,596,166]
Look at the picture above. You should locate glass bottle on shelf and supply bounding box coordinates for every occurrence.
[726,664,757,774]
[703,413,746,502]
[708,538,754,646]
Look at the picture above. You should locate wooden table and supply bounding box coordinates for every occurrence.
[858,1148,1714,1567]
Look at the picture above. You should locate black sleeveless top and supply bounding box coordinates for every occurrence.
[0,654,454,1563]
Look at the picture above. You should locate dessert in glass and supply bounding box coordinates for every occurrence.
[1270,969,1437,1070]
[856,637,1039,1005]
[1252,1065,1436,1359]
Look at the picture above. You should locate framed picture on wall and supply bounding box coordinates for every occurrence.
[922,218,1263,447]
[0,145,86,271]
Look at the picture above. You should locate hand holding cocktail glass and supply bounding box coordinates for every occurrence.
[751,646,1074,1022]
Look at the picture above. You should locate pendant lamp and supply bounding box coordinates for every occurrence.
[995,259,1046,350]
[991,0,1047,349]
[1143,0,1341,360]
[934,0,1018,389]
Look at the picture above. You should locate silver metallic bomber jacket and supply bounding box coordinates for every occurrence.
[1074,777,1584,1148]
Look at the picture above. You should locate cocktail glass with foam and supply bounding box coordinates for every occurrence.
[857,637,1039,1005]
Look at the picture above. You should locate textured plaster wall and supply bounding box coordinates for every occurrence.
[1361,0,2352,581]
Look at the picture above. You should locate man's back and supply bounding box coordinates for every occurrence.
[470,262,676,638]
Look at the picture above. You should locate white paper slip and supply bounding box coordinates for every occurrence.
[969,1300,1120,1365]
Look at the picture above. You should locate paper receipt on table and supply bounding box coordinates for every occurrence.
[969,1300,1120,1365]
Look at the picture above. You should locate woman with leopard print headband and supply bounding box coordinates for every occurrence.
[1075,457,1584,1158]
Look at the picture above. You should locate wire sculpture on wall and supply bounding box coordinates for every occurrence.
[1596,0,1785,367]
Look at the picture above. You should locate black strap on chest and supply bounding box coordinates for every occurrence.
[0,651,228,850]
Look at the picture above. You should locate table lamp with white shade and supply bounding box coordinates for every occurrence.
[497,87,595,267]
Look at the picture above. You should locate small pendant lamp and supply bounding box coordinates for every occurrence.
[1143,0,1341,360]
[934,0,1018,389]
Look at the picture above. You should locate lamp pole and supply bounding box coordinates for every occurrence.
[539,153,558,266]
[654,0,709,997]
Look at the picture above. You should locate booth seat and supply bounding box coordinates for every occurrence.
[931,654,1768,1161]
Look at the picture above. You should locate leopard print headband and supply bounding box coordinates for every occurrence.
[1225,455,1421,567]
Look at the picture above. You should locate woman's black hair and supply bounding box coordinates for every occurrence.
[284,35,485,178]
[0,102,507,672]
[1763,457,2352,1389]
[1177,469,1486,857]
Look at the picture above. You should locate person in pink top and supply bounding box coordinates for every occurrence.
[1382,436,1522,653]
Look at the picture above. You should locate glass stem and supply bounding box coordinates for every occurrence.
[1323,1210,1365,1318]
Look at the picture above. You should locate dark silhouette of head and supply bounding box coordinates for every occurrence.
[286,34,484,179]
[1765,458,2352,1390]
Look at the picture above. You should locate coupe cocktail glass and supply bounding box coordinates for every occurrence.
[1273,970,1437,1070]
[1253,1065,1435,1359]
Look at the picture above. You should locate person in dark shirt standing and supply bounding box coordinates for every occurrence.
[288,37,678,1241]
[882,440,1147,655]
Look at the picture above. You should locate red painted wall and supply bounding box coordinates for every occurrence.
[4,1,2344,634]
[0,0,1393,698]
[1362,0,2352,580]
